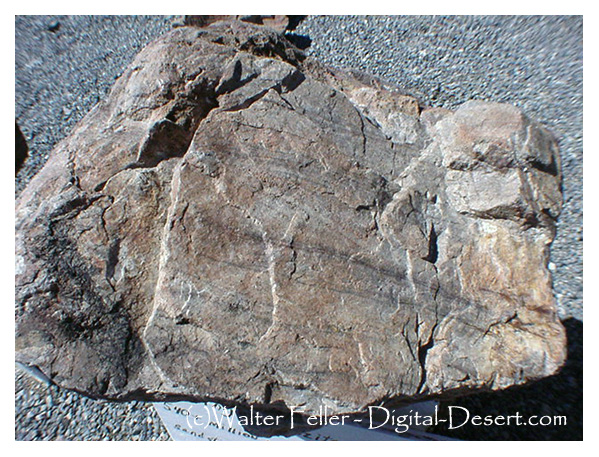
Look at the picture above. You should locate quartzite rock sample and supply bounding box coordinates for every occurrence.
[15,21,566,415]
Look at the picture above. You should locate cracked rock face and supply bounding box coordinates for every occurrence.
[16,21,566,415]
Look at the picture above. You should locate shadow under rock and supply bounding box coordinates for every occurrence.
[285,32,312,50]
[430,317,582,440]
[284,15,311,50]
[287,16,307,31]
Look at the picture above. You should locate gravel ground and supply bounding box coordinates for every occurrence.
[15,15,582,440]
[15,367,170,440]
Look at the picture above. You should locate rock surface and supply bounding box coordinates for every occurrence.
[15,21,566,415]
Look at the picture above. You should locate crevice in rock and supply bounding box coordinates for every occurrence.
[263,382,275,404]
[105,237,121,288]
[358,110,367,156]
[416,323,437,394]
[48,193,101,222]
[222,69,305,113]
[222,87,274,112]
[483,311,519,337]
[530,156,559,177]
[134,119,202,169]
[422,223,439,264]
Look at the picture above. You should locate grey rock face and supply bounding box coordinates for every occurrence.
[15,21,566,415]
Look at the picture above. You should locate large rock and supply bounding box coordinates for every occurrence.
[15,21,566,416]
